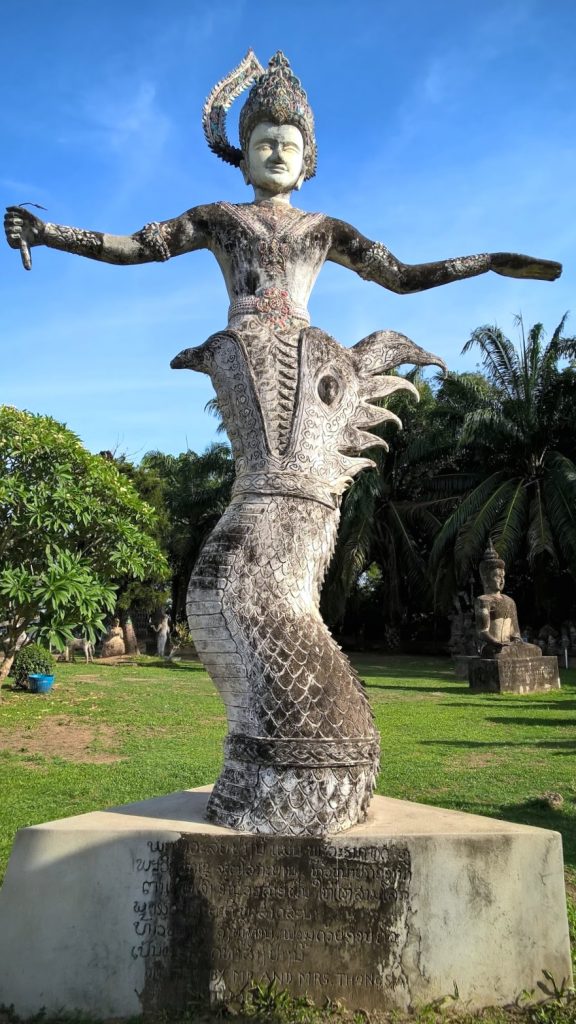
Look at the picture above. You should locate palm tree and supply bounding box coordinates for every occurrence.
[321,375,451,641]
[429,315,576,617]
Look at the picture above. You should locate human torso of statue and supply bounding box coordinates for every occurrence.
[207,200,330,323]
[478,593,518,645]
[475,591,542,660]
[188,200,340,471]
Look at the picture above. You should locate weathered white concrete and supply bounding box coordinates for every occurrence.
[0,788,571,1017]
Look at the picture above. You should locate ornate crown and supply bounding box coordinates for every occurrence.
[480,538,505,573]
[202,50,317,180]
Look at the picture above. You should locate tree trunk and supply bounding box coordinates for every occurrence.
[119,612,139,655]
[0,653,15,685]
[0,630,28,688]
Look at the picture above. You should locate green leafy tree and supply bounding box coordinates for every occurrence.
[140,444,234,621]
[100,453,171,650]
[430,316,576,616]
[0,407,169,683]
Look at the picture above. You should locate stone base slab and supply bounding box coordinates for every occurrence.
[469,656,560,693]
[0,788,571,1017]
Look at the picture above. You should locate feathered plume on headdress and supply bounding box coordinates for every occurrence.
[202,50,317,180]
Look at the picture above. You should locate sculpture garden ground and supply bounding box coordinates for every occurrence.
[1,653,575,1024]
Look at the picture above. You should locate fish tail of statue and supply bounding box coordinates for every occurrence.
[186,491,380,836]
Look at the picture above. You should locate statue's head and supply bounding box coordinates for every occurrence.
[479,539,505,593]
[240,122,306,194]
[203,50,317,188]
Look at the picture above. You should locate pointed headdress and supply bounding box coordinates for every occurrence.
[202,50,317,180]
[479,538,505,575]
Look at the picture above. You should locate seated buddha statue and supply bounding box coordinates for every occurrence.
[475,541,542,660]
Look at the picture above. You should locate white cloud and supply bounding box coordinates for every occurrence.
[80,80,171,155]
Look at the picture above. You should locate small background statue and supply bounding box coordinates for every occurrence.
[475,541,542,660]
[449,589,478,658]
[100,618,125,658]
[150,611,171,658]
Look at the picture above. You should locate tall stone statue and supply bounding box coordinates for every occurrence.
[4,52,561,834]
[469,540,560,693]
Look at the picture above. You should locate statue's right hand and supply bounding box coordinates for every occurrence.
[4,205,46,270]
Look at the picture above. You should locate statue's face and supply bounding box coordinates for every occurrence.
[482,565,505,593]
[243,122,305,193]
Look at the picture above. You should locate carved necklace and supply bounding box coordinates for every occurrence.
[219,201,323,279]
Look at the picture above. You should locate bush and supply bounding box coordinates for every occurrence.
[11,643,56,687]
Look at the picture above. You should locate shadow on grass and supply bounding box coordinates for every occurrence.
[351,655,453,676]
[437,699,576,711]
[0,683,40,697]
[136,659,202,672]
[485,715,576,728]
[366,682,470,696]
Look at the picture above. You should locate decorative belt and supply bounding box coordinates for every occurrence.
[226,735,381,767]
[231,470,338,510]
[228,287,310,328]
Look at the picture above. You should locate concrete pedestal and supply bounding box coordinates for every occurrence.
[469,656,560,693]
[0,788,571,1017]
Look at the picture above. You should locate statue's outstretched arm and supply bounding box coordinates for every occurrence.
[327,218,562,293]
[4,205,210,270]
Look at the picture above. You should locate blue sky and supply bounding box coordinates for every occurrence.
[2,0,574,460]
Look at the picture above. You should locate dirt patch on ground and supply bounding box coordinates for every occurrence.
[465,751,504,768]
[370,691,445,704]
[0,717,124,763]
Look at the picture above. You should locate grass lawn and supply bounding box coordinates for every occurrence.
[0,654,575,1023]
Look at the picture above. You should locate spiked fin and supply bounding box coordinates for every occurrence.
[352,329,447,375]
[360,375,420,404]
[339,425,390,454]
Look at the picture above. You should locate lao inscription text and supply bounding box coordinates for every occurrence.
[140,835,413,1002]
[131,840,172,963]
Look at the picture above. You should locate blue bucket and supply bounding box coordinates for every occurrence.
[28,674,54,694]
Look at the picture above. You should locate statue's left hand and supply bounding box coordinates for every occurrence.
[490,252,562,281]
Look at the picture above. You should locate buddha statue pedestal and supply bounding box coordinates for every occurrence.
[469,651,561,693]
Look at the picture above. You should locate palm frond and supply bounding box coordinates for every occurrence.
[490,479,528,565]
[461,325,520,400]
[325,471,382,613]
[459,407,521,448]
[429,471,508,571]
[425,473,483,495]
[392,502,442,535]
[527,481,557,566]
[387,502,432,601]
[454,478,521,578]
[543,452,576,574]
[548,312,574,357]
[204,397,228,435]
